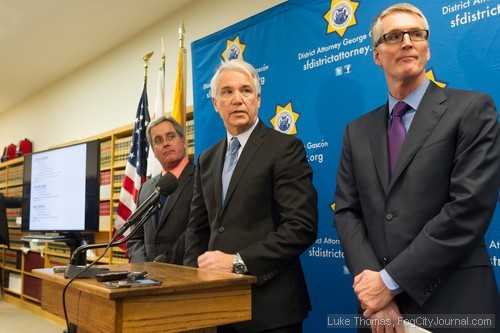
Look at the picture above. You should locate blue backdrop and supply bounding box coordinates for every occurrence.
[191,0,500,331]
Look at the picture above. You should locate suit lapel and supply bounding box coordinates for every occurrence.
[389,83,447,189]
[222,120,266,208]
[156,163,194,230]
[369,105,391,194]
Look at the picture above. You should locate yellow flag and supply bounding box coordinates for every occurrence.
[172,47,186,131]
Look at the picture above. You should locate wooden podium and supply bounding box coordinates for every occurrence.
[32,262,256,332]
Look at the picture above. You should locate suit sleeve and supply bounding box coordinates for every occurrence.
[334,125,384,275]
[238,138,318,284]
[155,229,186,264]
[387,93,500,305]
[183,157,210,267]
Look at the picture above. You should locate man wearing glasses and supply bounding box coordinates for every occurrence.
[334,3,499,332]
[127,116,194,264]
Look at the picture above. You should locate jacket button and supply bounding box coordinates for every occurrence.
[386,213,393,221]
[218,227,225,233]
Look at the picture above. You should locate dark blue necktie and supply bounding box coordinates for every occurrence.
[155,195,167,226]
[222,137,240,202]
[388,102,411,175]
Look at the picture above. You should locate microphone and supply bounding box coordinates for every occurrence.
[63,172,178,278]
[117,172,178,233]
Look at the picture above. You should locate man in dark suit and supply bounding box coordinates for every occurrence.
[334,3,500,332]
[184,59,318,333]
[127,116,194,264]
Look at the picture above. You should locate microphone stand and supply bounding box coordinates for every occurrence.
[64,202,160,278]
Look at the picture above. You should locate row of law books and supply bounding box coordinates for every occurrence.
[4,248,22,269]
[0,168,6,187]
[100,139,112,169]
[6,164,23,184]
[8,229,26,249]
[100,170,111,199]
[112,169,125,197]
[186,119,194,155]
[99,201,111,231]
[113,136,132,167]
[6,207,21,228]
[47,242,71,255]
[3,271,22,293]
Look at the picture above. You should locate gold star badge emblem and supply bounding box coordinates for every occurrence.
[323,0,359,37]
[270,102,300,135]
[221,36,246,61]
[426,68,447,88]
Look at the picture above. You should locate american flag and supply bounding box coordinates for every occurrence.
[114,81,150,250]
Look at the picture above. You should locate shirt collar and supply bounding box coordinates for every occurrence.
[162,155,189,179]
[226,118,259,151]
[388,78,430,115]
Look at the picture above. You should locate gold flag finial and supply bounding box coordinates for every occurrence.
[161,38,165,70]
[178,20,185,48]
[143,51,154,80]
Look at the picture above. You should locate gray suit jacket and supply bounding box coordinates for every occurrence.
[184,120,318,332]
[127,162,194,264]
[335,82,500,316]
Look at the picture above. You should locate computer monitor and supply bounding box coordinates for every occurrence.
[21,140,100,233]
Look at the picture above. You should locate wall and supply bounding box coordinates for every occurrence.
[0,0,286,151]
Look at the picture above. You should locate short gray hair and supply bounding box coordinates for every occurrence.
[210,59,261,98]
[371,3,429,47]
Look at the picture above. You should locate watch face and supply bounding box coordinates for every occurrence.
[232,263,245,274]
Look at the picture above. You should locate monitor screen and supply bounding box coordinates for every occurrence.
[21,140,100,233]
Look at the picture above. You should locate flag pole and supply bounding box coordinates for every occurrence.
[179,20,185,48]
[146,42,166,177]
[172,21,186,132]
[143,51,154,82]
[114,54,152,250]
[161,38,166,82]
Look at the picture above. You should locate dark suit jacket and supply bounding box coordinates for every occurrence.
[127,162,194,264]
[335,82,500,318]
[184,120,318,332]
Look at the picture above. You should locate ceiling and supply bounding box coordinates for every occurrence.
[0,0,196,115]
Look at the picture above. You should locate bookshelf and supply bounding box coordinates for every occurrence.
[0,106,193,320]
[0,157,26,303]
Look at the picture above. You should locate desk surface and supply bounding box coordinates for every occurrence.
[33,262,257,332]
[33,262,256,300]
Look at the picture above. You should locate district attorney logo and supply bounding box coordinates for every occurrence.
[270,102,299,135]
[221,36,246,61]
[323,0,359,37]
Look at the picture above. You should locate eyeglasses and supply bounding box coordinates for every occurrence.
[153,132,179,146]
[376,29,429,46]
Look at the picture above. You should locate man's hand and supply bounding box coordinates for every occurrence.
[197,250,233,272]
[368,300,404,333]
[353,270,393,317]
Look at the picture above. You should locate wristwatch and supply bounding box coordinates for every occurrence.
[232,253,246,274]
